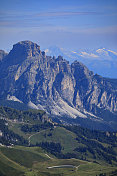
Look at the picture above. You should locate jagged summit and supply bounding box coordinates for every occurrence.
[71,60,94,79]
[0,41,117,131]
[13,40,41,54]
[45,46,117,78]
[5,40,41,65]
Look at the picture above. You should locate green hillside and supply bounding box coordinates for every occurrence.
[0,106,117,175]
[30,127,79,153]
[0,146,117,176]
[29,126,117,165]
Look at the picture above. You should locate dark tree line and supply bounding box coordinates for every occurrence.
[36,142,62,155]
[65,125,117,145]
[0,119,28,146]
[64,125,117,164]
[21,122,53,133]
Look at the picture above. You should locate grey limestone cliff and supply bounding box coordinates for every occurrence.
[0,50,8,61]
[0,41,117,130]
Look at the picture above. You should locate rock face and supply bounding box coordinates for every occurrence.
[0,41,117,130]
[4,41,41,66]
[0,50,7,61]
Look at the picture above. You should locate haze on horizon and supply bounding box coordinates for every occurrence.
[0,0,117,52]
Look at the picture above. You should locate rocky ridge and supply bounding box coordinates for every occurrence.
[45,46,117,78]
[0,50,8,61]
[0,41,117,130]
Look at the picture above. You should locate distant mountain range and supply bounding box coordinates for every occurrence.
[44,46,117,78]
[0,41,117,131]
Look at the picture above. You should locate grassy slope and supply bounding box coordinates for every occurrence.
[8,123,30,139]
[30,127,81,153]
[8,124,117,164]
[0,149,26,176]
[9,125,83,153]
[1,107,117,175]
[0,146,117,176]
[0,147,49,168]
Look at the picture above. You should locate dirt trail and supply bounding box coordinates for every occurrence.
[28,129,47,146]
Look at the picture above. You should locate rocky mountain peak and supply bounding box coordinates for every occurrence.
[13,40,41,55]
[5,41,41,65]
[0,41,117,131]
[71,60,94,79]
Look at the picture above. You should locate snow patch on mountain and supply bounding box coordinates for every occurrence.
[96,48,109,56]
[45,46,117,78]
[80,51,99,58]
[108,50,117,56]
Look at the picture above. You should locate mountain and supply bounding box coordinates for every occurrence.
[0,41,117,131]
[0,50,8,62]
[45,46,117,78]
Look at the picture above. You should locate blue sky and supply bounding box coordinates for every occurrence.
[0,0,117,51]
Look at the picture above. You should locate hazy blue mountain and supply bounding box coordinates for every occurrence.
[45,46,117,78]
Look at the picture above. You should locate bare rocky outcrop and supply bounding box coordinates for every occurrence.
[0,50,8,61]
[0,41,117,128]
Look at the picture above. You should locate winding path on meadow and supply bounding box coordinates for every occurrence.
[28,129,47,146]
